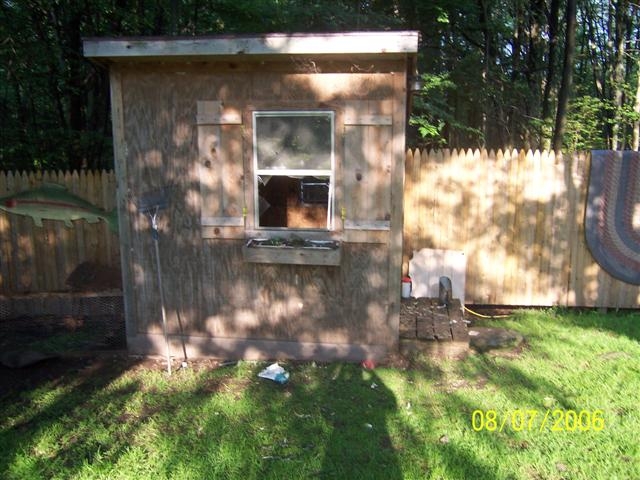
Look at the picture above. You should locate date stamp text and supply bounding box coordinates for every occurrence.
[471,409,605,432]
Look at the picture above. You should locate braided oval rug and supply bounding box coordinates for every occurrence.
[585,150,640,285]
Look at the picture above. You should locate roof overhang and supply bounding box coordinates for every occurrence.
[83,31,420,63]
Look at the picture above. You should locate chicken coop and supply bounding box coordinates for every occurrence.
[84,31,419,360]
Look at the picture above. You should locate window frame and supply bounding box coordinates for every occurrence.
[252,110,336,231]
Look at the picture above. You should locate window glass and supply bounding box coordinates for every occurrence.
[253,111,334,230]
[255,113,332,170]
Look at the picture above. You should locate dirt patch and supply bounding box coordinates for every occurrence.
[468,327,527,357]
[0,353,131,399]
[0,313,128,399]
[0,353,256,400]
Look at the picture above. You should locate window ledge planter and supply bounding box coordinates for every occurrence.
[243,238,341,266]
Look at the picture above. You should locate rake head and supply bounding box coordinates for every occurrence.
[136,187,170,214]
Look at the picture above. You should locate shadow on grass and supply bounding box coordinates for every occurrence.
[99,359,504,479]
[216,361,501,480]
[455,354,575,409]
[0,357,525,479]
[3,343,620,479]
[558,309,640,342]
[0,355,141,479]
[161,362,405,479]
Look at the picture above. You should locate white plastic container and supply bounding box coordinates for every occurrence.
[401,276,412,298]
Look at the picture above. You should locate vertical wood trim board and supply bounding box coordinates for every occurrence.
[343,100,393,243]
[109,68,135,339]
[197,101,245,238]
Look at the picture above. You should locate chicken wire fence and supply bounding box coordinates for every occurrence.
[0,294,125,353]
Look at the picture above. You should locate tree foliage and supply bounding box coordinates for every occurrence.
[1,0,639,170]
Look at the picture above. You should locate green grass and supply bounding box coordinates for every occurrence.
[1,309,638,479]
[28,330,98,353]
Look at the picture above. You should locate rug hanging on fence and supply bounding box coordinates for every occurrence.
[585,150,640,285]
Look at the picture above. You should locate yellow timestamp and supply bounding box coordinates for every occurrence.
[471,409,605,432]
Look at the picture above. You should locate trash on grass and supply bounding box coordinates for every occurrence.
[543,396,556,408]
[361,359,376,370]
[219,360,238,368]
[258,362,290,384]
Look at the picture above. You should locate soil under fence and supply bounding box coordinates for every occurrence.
[0,292,125,355]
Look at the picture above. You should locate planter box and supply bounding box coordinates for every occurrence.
[243,238,341,266]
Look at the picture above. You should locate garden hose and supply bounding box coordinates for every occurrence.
[463,305,512,319]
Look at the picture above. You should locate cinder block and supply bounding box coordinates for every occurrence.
[416,316,435,339]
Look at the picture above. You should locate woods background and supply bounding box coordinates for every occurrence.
[1,0,640,172]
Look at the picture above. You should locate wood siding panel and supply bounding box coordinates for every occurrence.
[251,72,396,102]
[343,100,393,239]
[195,242,390,346]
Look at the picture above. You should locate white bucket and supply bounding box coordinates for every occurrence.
[401,276,412,298]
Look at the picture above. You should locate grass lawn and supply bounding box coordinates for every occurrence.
[0,309,638,479]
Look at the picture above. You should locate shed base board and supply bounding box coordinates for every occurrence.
[128,333,390,362]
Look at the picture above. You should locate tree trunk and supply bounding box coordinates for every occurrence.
[552,0,577,152]
[633,11,640,150]
[66,11,87,170]
[610,0,629,150]
[478,0,490,142]
[633,59,640,150]
[511,1,523,84]
[542,0,560,121]
[526,0,546,144]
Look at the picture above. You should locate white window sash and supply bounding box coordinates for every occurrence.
[253,111,335,231]
[256,169,332,177]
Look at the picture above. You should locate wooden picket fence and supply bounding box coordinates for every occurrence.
[1,149,638,307]
[0,170,119,294]
[404,149,639,308]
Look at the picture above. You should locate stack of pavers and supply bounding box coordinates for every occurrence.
[399,298,469,358]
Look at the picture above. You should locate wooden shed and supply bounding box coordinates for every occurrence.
[84,31,420,361]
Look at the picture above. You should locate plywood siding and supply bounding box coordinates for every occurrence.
[115,60,406,354]
[177,242,391,345]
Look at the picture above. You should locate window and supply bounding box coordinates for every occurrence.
[253,111,335,230]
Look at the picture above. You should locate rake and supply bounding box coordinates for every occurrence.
[137,187,172,375]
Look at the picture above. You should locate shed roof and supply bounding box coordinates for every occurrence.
[83,31,420,62]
